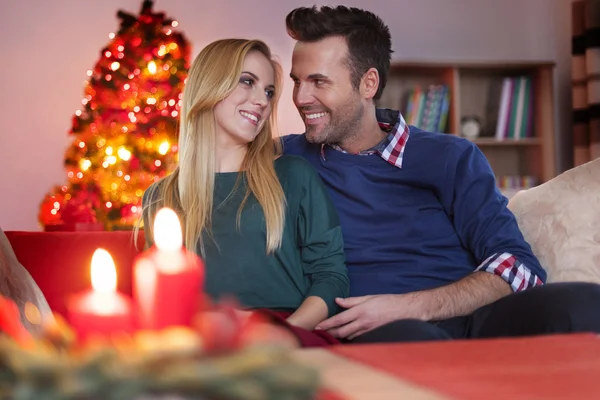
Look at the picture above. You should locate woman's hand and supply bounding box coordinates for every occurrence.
[285,296,329,331]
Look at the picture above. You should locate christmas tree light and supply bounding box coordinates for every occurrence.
[39,0,191,231]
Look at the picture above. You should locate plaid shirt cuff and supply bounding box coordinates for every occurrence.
[475,252,543,292]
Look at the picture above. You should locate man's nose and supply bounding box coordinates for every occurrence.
[293,83,313,107]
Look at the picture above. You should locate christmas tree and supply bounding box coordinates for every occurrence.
[38,0,191,231]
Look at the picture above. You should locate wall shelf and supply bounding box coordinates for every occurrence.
[377,60,556,189]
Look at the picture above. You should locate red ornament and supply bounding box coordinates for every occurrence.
[38,191,66,226]
[193,308,244,353]
[129,155,140,170]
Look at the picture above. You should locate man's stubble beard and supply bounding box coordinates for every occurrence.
[304,93,364,147]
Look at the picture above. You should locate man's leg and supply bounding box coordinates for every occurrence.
[467,282,600,338]
[349,319,453,344]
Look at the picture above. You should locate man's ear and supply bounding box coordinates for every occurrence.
[361,67,380,100]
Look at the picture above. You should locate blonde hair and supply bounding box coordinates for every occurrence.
[135,39,285,256]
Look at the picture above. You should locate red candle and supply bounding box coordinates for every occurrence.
[133,207,204,330]
[67,248,133,341]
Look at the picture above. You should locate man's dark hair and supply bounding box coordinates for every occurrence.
[286,5,393,101]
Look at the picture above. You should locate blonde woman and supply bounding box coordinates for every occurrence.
[139,39,349,343]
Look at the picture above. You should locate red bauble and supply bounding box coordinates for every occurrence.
[193,309,244,353]
[129,155,140,170]
[39,193,65,226]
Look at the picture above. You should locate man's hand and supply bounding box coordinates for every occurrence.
[315,272,513,340]
[315,293,427,340]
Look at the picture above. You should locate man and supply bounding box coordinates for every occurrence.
[281,5,600,343]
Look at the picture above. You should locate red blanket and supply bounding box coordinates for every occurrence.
[257,309,340,347]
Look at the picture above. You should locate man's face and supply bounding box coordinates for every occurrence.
[290,36,363,145]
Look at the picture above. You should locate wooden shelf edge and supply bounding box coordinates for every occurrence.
[469,137,541,146]
[390,60,555,69]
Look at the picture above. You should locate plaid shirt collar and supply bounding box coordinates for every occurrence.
[321,109,411,168]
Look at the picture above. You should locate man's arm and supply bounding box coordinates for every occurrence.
[445,140,545,291]
[420,141,545,319]
[319,272,511,338]
[409,271,511,321]
[392,141,546,320]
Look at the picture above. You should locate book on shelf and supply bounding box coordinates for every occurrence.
[496,175,537,199]
[494,76,534,141]
[403,84,450,133]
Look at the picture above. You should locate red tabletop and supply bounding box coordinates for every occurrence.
[299,333,600,399]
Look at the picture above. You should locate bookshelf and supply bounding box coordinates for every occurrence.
[377,61,556,197]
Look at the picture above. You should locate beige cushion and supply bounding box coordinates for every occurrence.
[507,158,600,284]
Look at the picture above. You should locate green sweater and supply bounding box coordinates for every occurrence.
[143,155,349,317]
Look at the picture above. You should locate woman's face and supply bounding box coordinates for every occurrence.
[214,51,276,148]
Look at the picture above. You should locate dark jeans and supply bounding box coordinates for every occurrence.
[350,282,600,344]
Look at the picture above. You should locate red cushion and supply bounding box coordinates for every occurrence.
[5,231,145,317]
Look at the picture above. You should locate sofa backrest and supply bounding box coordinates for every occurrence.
[508,157,600,284]
[5,230,145,317]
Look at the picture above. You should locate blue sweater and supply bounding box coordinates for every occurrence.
[282,121,546,297]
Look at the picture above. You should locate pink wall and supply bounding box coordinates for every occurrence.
[0,0,568,230]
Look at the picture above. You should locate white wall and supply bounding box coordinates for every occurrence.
[0,0,570,230]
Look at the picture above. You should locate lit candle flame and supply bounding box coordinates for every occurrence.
[154,207,182,251]
[91,248,117,293]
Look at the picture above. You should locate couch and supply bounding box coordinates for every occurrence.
[5,158,600,318]
[5,230,145,317]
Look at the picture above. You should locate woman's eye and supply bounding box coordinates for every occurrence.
[265,89,274,99]
[241,77,254,86]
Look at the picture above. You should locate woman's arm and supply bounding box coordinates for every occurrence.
[286,296,329,330]
[285,159,349,330]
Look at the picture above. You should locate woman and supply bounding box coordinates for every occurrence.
[137,39,348,339]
